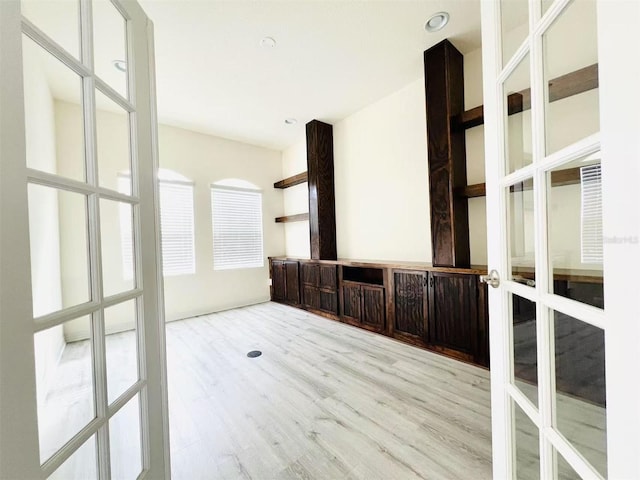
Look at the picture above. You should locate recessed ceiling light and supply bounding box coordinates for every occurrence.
[425,12,450,32]
[284,118,297,125]
[112,59,127,72]
[260,36,276,48]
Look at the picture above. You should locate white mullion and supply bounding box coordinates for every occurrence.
[541,292,605,329]
[95,78,135,113]
[27,168,96,196]
[498,40,531,85]
[97,186,140,205]
[505,280,537,302]
[507,383,541,428]
[539,133,600,173]
[500,164,536,188]
[546,427,604,480]
[20,16,92,79]
[533,0,571,39]
[33,301,100,332]
[105,380,146,418]
[102,288,143,309]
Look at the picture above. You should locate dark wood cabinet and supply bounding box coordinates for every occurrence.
[341,282,361,323]
[340,278,385,333]
[393,270,429,346]
[270,260,300,306]
[428,272,478,363]
[300,261,338,316]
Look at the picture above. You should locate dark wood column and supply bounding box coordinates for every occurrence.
[306,120,337,260]
[424,39,470,267]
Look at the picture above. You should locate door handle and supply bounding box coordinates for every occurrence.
[480,270,500,288]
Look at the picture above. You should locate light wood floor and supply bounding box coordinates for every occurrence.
[166,302,493,480]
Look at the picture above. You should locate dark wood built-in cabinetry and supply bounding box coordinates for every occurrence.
[270,257,489,368]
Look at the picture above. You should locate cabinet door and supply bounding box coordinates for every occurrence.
[301,262,319,286]
[271,261,286,302]
[302,285,320,310]
[319,290,338,315]
[393,271,428,340]
[284,261,300,304]
[362,285,385,331]
[429,272,477,359]
[342,282,361,322]
[319,265,337,290]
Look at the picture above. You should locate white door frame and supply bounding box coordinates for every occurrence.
[0,0,171,477]
[482,0,640,478]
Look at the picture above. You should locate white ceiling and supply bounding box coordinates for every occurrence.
[139,0,482,150]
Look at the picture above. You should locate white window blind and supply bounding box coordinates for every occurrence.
[119,174,195,278]
[211,186,264,270]
[581,164,603,263]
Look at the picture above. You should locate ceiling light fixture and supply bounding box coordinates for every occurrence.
[112,59,127,72]
[425,12,450,33]
[260,36,277,48]
[284,118,297,125]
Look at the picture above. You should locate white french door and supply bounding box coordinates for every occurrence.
[482,0,640,479]
[0,0,170,478]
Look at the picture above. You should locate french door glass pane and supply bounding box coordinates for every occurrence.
[48,435,97,480]
[109,395,143,479]
[93,0,128,99]
[500,0,529,66]
[513,400,539,479]
[553,310,607,477]
[547,155,604,308]
[504,54,533,174]
[105,299,139,404]
[95,89,131,192]
[541,0,554,17]
[28,184,90,317]
[543,0,599,155]
[22,35,85,182]
[508,178,535,282]
[511,294,537,406]
[21,0,81,60]
[100,198,135,296]
[556,449,580,480]
[34,316,95,462]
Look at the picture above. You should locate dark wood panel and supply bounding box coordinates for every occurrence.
[301,262,319,286]
[284,261,300,305]
[273,172,308,189]
[275,213,309,223]
[424,40,470,267]
[306,120,337,260]
[362,285,385,331]
[271,260,286,302]
[476,283,490,367]
[302,285,320,310]
[429,272,478,356]
[341,282,361,323]
[393,271,428,339]
[319,265,337,290]
[319,290,338,315]
[455,63,599,130]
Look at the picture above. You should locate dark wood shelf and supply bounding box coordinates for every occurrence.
[454,63,598,131]
[456,167,582,199]
[275,213,309,223]
[273,172,308,189]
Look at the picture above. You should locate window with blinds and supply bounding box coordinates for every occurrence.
[119,172,195,278]
[211,185,264,270]
[581,164,603,264]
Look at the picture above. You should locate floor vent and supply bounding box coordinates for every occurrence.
[247,350,262,358]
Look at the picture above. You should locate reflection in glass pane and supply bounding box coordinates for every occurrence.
[93,0,128,98]
[96,90,131,191]
[543,0,599,154]
[500,0,529,66]
[548,155,604,308]
[508,178,535,281]
[511,294,537,405]
[513,400,539,480]
[556,449,581,480]
[34,316,95,462]
[28,185,90,317]
[100,199,135,297]
[110,395,143,479]
[554,311,607,477]
[48,435,97,479]
[21,0,80,59]
[105,299,139,404]
[22,35,85,182]
[504,54,532,174]
[541,0,554,17]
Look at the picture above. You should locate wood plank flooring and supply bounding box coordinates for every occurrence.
[166,302,493,480]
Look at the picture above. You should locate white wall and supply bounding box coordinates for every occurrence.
[281,138,310,258]
[23,42,65,404]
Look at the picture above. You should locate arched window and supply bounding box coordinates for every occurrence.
[210,179,264,270]
[119,169,195,277]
